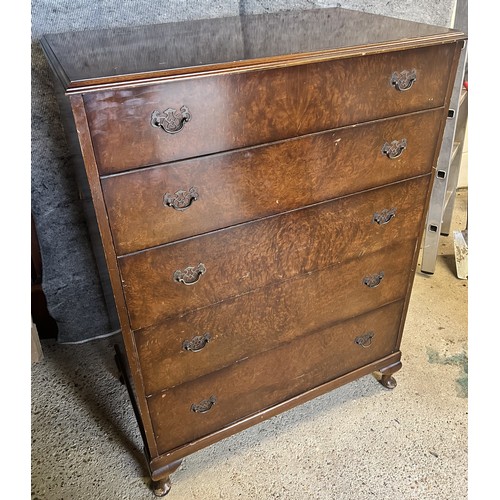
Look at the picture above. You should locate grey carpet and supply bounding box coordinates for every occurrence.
[31,0,456,342]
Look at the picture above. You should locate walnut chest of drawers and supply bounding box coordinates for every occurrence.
[41,7,466,496]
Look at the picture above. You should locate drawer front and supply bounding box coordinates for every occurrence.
[103,109,442,254]
[86,44,455,174]
[136,240,416,394]
[148,300,404,454]
[120,177,429,330]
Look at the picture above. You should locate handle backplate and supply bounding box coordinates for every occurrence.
[164,187,199,211]
[151,105,191,134]
[183,333,211,352]
[191,395,217,413]
[382,139,407,159]
[391,70,417,91]
[373,208,397,225]
[354,331,375,348]
[363,271,385,288]
[173,263,206,285]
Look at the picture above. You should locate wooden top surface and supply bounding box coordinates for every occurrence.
[40,7,465,93]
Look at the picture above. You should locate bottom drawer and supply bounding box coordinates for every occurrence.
[148,300,404,454]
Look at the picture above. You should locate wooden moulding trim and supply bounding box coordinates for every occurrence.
[394,40,466,351]
[68,94,159,458]
[148,351,401,476]
[54,33,466,95]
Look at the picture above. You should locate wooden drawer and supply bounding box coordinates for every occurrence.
[86,44,455,175]
[136,239,416,394]
[148,300,404,454]
[120,177,429,330]
[103,109,442,254]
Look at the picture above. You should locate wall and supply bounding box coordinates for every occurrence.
[31,0,457,343]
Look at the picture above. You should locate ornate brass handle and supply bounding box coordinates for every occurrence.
[164,187,199,211]
[354,331,375,348]
[191,395,217,413]
[173,263,206,285]
[363,271,385,288]
[183,333,211,352]
[151,105,191,134]
[373,208,397,225]
[382,139,407,159]
[391,70,417,91]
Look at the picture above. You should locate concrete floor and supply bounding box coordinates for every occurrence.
[31,190,468,500]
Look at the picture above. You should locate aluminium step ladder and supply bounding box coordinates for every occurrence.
[420,40,468,276]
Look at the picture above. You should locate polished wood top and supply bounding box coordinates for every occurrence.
[41,7,465,92]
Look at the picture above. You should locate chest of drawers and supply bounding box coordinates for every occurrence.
[41,7,466,496]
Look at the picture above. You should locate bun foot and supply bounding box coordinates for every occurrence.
[375,359,402,390]
[150,459,182,497]
[152,477,172,497]
[379,374,397,389]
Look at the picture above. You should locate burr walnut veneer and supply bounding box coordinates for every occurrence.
[41,7,466,496]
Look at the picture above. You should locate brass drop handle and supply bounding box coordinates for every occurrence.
[191,395,217,413]
[173,263,206,285]
[183,333,211,352]
[354,332,375,348]
[382,139,407,159]
[164,187,199,211]
[391,69,417,91]
[373,208,397,225]
[151,105,191,134]
[363,271,385,288]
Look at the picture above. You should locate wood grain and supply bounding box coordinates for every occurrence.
[135,240,416,395]
[103,109,442,254]
[120,177,429,330]
[85,44,455,174]
[148,300,403,453]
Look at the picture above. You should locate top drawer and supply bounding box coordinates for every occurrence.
[85,44,456,174]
